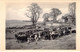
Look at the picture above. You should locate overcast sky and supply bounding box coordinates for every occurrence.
[6,2,71,22]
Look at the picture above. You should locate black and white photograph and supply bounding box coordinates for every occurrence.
[6,2,76,50]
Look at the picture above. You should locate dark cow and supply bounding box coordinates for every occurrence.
[40,31,46,39]
[72,30,76,33]
[56,27,64,37]
[44,30,51,40]
[62,27,70,35]
[68,27,72,30]
[15,32,27,43]
[67,27,72,33]
[50,30,59,39]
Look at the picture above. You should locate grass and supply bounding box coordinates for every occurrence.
[6,20,76,49]
[6,33,76,50]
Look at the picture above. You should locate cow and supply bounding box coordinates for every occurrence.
[56,27,63,37]
[62,27,70,35]
[15,32,27,43]
[27,35,32,44]
[50,30,59,39]
[67,27,72,34]
[30,32,40,44]
[42,30,51,40]
[72,30,76,33]
[34,34,38,44]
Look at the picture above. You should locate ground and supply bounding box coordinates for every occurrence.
[6,33,76,50]
[6,20,76,50]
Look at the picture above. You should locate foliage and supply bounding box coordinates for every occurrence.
[43,13,49,25]
[50,8,62,22]
[26,3,42,26]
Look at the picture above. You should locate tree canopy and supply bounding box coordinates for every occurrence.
[50,8,62,22]
[26,3,42,25]
[43,13,50,25]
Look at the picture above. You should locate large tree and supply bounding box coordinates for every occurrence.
[69,2,76,25]
[50,8,62,23]
[26,3,42,26]
[43,13,49,25]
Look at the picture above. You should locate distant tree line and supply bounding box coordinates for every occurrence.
[26,3,75,28]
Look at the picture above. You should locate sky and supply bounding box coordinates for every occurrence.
[6,2,71,22]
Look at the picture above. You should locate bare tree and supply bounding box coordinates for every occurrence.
[69,2,76,25]
[26,3,42,26]
[43,13,49,25]
[50,8,62,23]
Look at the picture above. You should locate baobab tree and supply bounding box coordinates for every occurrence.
[43,13,49,25]
[50,8,62,23]
[26,3,42,26]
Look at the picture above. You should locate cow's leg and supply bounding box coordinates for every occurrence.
[18,40,20,43]
[58,33,60,38]
[50,35,53,40]
[38,33,41,41]
[27,38,30,44]
[52,35,55,39]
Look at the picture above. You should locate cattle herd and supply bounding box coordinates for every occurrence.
[11,26,76,44]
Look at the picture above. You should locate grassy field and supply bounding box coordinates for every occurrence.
[6,20,76,50]
[6,20,32,27]
[6,33,76,50]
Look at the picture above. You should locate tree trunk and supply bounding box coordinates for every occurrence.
[31,14,36,29]
[53,17,56,23]
[31,15,35,26]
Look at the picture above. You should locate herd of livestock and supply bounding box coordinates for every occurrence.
[10,26,76,43]
[6,25,76,44]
